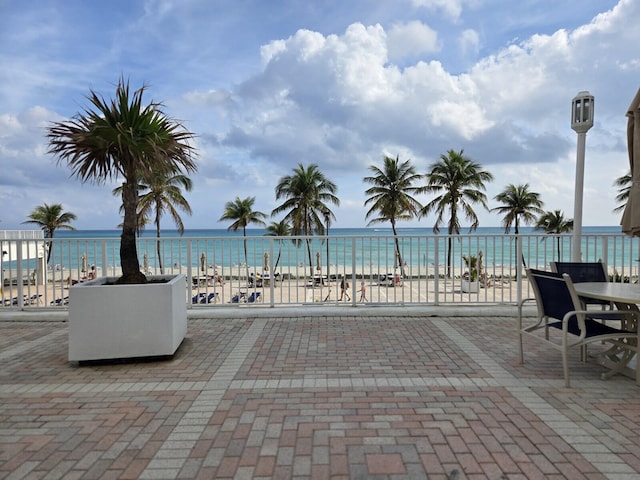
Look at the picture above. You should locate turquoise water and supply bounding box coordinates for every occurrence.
[4,226,636,277]
[31,226,635,274]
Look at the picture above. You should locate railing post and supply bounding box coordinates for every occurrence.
[16,240,24,309]
[186,240,192,308]
[516,235,523,305]
[101,240,108,280]
[600,236,608,267]
[433,237,440,305]
[269,238,275,308]
[350,237,356,306]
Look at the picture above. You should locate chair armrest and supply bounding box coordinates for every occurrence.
[517,297,537,308]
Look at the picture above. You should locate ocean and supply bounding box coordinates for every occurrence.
[39,225,636,274]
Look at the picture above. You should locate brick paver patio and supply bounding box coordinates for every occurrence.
[1,306,640,479]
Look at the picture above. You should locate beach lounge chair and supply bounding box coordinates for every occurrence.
[191,292,218,304]
[247,292,261,303]
[518,268,639,387]
[230,292,247,303]
[205,292,218,303]
[51,296,69,306]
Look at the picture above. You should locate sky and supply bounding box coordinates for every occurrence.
[1,0,639,231]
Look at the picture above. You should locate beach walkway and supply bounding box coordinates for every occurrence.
[2,306,640,479]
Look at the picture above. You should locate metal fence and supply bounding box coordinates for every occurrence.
[2,232,639,310]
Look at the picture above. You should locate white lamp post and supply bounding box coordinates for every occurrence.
[571,91,594,262]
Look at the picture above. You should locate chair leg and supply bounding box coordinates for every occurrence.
[518,333,524,364]
[562,349,571,388]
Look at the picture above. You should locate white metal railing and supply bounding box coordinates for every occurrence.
[2,233,639,310]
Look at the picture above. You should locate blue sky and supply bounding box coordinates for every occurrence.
[1,0,638,230]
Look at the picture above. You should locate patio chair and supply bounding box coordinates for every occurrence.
[550,261,611,309]
[518,268,639,387]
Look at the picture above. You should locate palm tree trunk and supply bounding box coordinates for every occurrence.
[306,239,313,277]
[390,221,405,278]
[243,227,250,283]
[156,216,163,275]
[117,181,146,284]
[304,214,313,276]
[45,237,52,264]
[275,243,282,271]
[446,236,453,278]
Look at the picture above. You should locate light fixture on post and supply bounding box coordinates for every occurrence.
[571,91,594,262]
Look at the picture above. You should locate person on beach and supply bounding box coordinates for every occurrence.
[339,276,350,301]
[358,281,368,302]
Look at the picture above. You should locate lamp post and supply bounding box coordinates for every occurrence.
[571,91,594,262]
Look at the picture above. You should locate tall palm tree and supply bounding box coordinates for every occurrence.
[264,220,292,271]
[421,149,493,276]
[219,197,267,280]
[363,155,423,277]
[22,203,77,263]
[492,183,544,268]
[614,171,632,214]
[535,209,573,260]
[113,172,193,273]
[272,163,339,275]
[47,77,197,284]
[492,184,544,234]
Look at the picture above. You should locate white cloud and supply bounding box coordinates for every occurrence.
[387,21,439,63]
[459,29,479,56]
[410,0,465,21]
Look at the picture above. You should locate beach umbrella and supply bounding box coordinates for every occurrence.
[81,253,87,273]
[263,252,269,272]
[316,252,321,271]
[143,253,149,273]
[478,250,483,278]
[621,88,640,236]
[200,253,206,273]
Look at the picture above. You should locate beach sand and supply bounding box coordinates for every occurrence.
[3,263,530,308]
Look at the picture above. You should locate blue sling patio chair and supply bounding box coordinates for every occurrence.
[518,268,639,387]
[550,260,611,309]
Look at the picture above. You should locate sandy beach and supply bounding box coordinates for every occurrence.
[3,261,534,308]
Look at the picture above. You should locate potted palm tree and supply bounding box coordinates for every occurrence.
[461,254,480,293]
[47,77,197,362]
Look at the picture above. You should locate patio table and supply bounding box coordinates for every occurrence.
[574,282,640,384]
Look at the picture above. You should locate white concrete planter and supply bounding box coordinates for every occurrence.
[461,279,480,293]
[68,274,187,362]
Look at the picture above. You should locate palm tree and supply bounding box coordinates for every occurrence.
[421,149,493,277]
[272,163,339,275]
[113,172,193,273]
[47,77,197,284]
[219,197,267,280]
[535,209,573,260]
[363,155,423,277]
[492,184,544,234]
[264,220,292,271]
[22,203,77,263]
[492,183,544,268]
[614,171,632,214]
